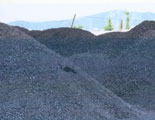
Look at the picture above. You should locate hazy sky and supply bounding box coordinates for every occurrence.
[0,0,155,23]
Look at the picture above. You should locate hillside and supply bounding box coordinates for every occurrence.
[0,22,145,120]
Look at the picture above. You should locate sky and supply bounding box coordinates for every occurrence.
[0,0,155,23]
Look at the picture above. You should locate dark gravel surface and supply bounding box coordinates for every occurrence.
[0,22,145,120]
[17,21,155,58]
[69,21,155,111]
[7,21,155,119]
[17,27,96,56]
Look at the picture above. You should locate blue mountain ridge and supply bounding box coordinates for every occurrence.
[9,10,155,31]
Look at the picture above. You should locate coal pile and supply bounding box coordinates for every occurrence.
[140,30,155,39]
[129,21,155,37]
[16,21,155,58]
[104,34,155,110]
[92,21,155,58]
[69,21,155,111]
[15,21,155,112]
[0,23,144,120]
[17,27,96,56]
[97,21,155,39]
[18,26,134,58]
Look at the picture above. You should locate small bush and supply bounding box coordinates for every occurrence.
[104,19,114,31]
[74,25,83,29]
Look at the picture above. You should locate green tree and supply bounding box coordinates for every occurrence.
[125,12,130,29]
[104,19,114,31]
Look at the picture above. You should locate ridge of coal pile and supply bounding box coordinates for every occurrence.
[18,26,131,57]
[16,21,155,58]
[17,26,134,58]
[97,21,155,39]
[17,27,96,56]
[0,22,144,120]
[69,21,155,112]
[93,21,155,58]
[129,21,155,37]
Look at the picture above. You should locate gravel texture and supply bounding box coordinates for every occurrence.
[8,21,155,119]
[17,27,96,56]
[68,21,155,111]
[0,22,144,120]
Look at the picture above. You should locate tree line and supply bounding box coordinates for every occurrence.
[73,11,131,31]
[104,11,130,31]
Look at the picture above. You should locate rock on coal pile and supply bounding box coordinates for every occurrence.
[0,22,143,120]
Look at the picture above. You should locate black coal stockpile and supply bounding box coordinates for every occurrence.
[16,21,155,113]
[18,21,155,58]
[69,21,155,111]
[0,23,145,120]
[17,27,96,56]
[129,21,155,37]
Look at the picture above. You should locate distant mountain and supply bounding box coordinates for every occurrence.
[9,10,155,31]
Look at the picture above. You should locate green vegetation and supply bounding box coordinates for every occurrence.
[74,25,84,29]
[104,19,114,31]
[125,12,130,29]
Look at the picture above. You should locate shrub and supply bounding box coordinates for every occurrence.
[125,12,130,29]
[104,19,114,31]
[74,25,83,29]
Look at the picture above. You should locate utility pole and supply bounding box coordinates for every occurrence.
[121,20,123,31]
[71,14,76,28]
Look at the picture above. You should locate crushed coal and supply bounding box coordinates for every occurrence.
[68,21,155,111]
[17,27,95,56]
[0,22,147,120]
[16,21,155,112]
[1,21,155,119]
[18,21,155,58]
